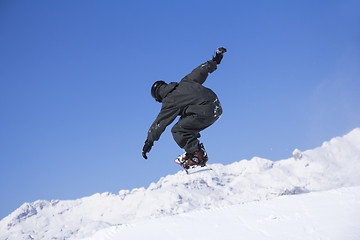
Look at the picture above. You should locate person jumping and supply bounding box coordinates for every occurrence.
[142,47,227,170]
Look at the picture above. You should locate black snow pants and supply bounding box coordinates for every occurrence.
[171,99,222,153]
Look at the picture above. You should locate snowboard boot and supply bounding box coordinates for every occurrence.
[185,144,208,167]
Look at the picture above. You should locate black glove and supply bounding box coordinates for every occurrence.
[142,139,153,159]
[212,47,227,64]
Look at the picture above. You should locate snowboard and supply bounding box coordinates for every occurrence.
[175,154,212,175]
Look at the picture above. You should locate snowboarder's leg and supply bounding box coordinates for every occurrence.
[171,115,204,154]
[172,100,222,149]
[172,121,202,167]
[172,116,213,166]
[171,103,222,166]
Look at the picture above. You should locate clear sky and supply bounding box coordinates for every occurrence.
[0,0,359,219]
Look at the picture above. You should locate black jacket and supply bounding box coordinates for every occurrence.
[147,60,220,143]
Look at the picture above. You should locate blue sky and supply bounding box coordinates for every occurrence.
[0,0,359,219]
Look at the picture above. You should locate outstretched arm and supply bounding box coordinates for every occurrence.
[180,47,227,85]
[147,106,180,143]
[142,105,180,159]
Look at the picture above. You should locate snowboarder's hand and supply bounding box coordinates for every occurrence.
[142,139,153,159]
[216,47,227,55]
[213,47,227,64]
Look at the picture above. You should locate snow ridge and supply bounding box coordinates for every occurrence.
[1,128,360,240]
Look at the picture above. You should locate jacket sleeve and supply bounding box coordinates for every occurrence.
[147,105,180,143]
[180,60,217,85]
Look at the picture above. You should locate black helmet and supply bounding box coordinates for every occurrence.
[151,80,166,102]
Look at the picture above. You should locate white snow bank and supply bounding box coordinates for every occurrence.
[1,128,360,240]
[81,186,360,240]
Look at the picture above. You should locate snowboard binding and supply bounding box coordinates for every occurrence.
[185,143,208,167]
[175,144,212,174]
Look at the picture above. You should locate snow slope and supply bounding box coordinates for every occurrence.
[81,186,360,240]
[1,128,360,240]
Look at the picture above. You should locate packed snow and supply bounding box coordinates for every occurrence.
[81,186,360,240]
[1,128,360,240]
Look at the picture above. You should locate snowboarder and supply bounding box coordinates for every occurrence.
[142,47,227,169]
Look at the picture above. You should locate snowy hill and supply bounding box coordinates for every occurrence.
[1,128,360,240]
[81,186,360,240]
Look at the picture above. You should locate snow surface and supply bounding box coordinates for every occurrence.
[81,186,360,240]
[1,128,360,240]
